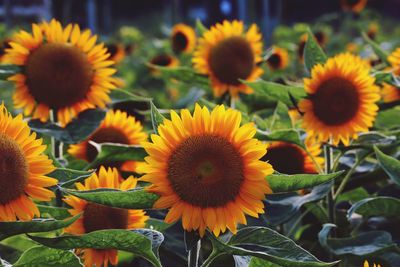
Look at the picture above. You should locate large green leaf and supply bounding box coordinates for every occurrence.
[362,32,390,65]
[14,246,82,267]
[28,229,163,267]
[61,187,160,209]
[28,109,106,144]
[267,171,343,193]
[49,168,93,186]
[375,108,400,130]
[304,29,327,71]
[347,197,400,219]
[264,101,292,131]
[0,64,20,80]
[85,143,147,170]
[374,146,400,186]
[245,80,306,107]
[203,227,338,267]
[150,101,166,134]
[0,215,79,241]
[318,224,397,257]
[257,129,305,149]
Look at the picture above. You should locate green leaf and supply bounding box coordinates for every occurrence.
[0,215,80,241]
[0,64,20,80]
[37,205,71,220]
[374,146,400,186]
[267,171,343,193]
[146,218,172,232]
[49,168,93,185]
[264,101,292,131]
[195,19,208,35]
[28,109,106,144]
[28,229,163,267]
[85,143,147,170]
[14,246,82,267]
[257,129,305,149]
[150,101,166,134]
[61,187,160,209]
[203,227,338,267]
[304,29,327,71]
[375,107,400,130]
[348,197,400,219]
[245,80,306,107]
[318,224,397,257]
[249,257,282,267]
[112,88,153,102]
[362,32,390,65]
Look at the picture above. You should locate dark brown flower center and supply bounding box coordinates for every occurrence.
[106,44,118,58]
[172,31,189,53]
[86,127,130,167]
[0,133,28,204]
[83,203,129,232]
[151,54,173,66]
[25,43,93,109]
[262,143,305,174]
[311,77,360,126]
[267,53,282,69]
[209,36,254,85]
[167,135,244,207]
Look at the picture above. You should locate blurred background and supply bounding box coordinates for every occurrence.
[0,0,399,43]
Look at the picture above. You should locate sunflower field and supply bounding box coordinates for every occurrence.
[0,0,399,267]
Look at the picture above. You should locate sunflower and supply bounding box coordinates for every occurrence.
[266,46,289,71]
[381,83,400,103]
[388,47,400,75]
[363,261,381,267]
[0,104,57,221]
[149,53,179,75]
[64,167,148,267]
[262,140,323,175]
[171,23,197,54]
[193,20,263,98]
[299,53,380,145]
[5,19,117,127]
[341,0,367,13]
[139,104,273,236]
[105,43,125,64]
[68,109,147,172]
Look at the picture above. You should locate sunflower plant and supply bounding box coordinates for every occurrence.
[0,8,399,267]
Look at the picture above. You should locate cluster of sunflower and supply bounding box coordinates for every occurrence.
[0,0,399,266]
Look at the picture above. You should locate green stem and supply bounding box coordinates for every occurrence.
[50,110,62,207]
[331,150,344,172]
[305,148,324,174]
[333,152,372,200]
[324,140,335,225]
[200,251,220,267]
[188,239,201,267]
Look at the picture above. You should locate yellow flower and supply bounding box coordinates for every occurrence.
[139,104,273,236]
[388,47,400,75]
[68,109,147,172]
[105,42,125,64]
[364,260,381,267]
[266,46,289,71]
[299,53,380,145]
[171,23,197,54]
[64,167,148,267]
[0,104,57,221]
[193,20,263,98]
[263,140,323,174]
[5,19,117,126]
[341,0,368,13]
[381,83,400,103]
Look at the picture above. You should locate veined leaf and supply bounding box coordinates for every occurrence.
[304,28,327,71]
[61,187,160,209]
[0,215,80,241]
[28,229,163,267]
[374,146,400,186]
[347,197,400,219]
[49,168,93,185]
[37,205,71,220]
[267,171,343,193]
[318,224,397,257]
[29,109,106,144]
[203,226,338,267]
[14,246,82,267]
[150,101,166,134]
